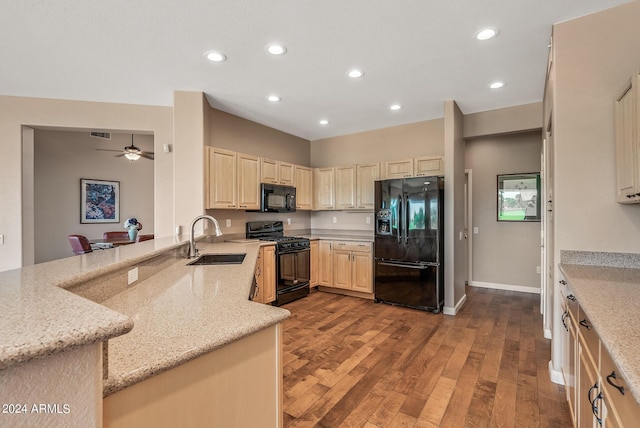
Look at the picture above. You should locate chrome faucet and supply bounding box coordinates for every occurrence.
[187,215,223,258]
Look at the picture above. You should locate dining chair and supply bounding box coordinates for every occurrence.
[68,235,93,255]
[136,234,154,242]
[103,231,129,240]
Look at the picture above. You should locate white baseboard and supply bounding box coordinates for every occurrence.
[548,360,565,385]
[469,281,540,294]
[544,328,552,340]
[443,293,467,315]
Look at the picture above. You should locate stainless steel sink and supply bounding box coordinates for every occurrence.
[187,253,246,265]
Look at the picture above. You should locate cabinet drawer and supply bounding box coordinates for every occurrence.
[333,241,372,252]
[601,344,640,424]
[576,309,599,365]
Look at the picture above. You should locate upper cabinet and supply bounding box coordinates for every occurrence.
[205,148,260,210]
[314,167,335,210]
[615,71,640,203]
[335,165,357,209]
[356,163,379,209]
[261,158,294,186]
[414,156,444,177]
[205,147,237,209]
[294,165,313,210]
[382,158,414,179]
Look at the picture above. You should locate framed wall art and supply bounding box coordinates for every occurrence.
[497,173,541,222]
[80,179,120,223]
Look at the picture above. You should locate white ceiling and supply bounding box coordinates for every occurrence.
[1,0,632,141]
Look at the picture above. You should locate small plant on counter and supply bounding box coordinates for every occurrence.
[123,217,143,231]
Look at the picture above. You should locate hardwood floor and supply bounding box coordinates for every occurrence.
[281,286,571,428]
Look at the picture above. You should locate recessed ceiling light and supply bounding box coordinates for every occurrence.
[267,44,287,55]
[390,104,402,111]
[475,27,499,41]
[205,51,226,62]
[267,95,281,102]
[319,119,329,125]
[490,81,505,89]
[347,69,364,78]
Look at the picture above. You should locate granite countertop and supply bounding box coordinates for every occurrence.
[0,235,289,398]
[304,234,374,242]
[101,240,289,396]
[559,263,640,403]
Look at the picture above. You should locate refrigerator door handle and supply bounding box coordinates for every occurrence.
[397,194,403,245]
[403,192,409,247]
[378,261,433,270]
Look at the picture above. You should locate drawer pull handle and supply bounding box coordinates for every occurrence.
[588,382,603,426]
[567,294,576,302]
[606,371,625,395]
[561,310,569,331]
[559,279,567,285]
[579,319,592,330]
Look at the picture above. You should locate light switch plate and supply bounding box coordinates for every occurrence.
[0,234,4,245]
[473,227,479,234]
[226,219,231,228]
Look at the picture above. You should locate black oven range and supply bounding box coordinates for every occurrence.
[246,221,310,306]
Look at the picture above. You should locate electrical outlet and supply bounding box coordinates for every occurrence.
[332,216,337,224]
[0,234,4,245]
[536,266,541,274]
[287,218,291,225]
[366,217,371,224]
[226,219,231,228]
[127,267,139,285]
[473,227,479,234]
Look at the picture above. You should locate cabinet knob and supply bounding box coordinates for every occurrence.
[559,279,567,285]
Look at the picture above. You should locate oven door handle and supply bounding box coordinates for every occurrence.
[277,281,309,295]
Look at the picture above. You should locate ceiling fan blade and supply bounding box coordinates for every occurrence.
[140,153,154,160]
[96,148,123,153]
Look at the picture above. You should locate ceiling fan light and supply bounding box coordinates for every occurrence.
[125,152,140,161]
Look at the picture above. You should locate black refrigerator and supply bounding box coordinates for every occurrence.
[374,176,444,313]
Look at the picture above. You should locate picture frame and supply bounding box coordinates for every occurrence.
[497,173,541,222]
[80,179,120,223]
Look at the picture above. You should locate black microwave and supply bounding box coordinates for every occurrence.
[261,183,296,212]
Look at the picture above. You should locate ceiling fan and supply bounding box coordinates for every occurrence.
[96,134,154,161]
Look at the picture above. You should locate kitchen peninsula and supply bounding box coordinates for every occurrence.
[0,236,289,427]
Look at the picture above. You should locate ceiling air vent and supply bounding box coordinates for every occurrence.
[90,131,111,140]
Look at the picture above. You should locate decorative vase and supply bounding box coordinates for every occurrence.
[128,228,138,241]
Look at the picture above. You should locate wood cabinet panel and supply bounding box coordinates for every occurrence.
[314,167,335,210]
[254,245,276,304]
[310,240,319,287]
[615,75,639,203]
[237,153,260,210]
[335,165,357,210]
[318,240,333,286]
[383,159,414,179]
[332,250,352,289]
[415,156,444,177]
[279,162,294,186]
[294,165,313,210]
[351,251,373,293]
[356,163,379,210]
[261,158,279,184]
[205,147,237,209]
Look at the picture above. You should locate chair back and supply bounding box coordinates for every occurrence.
[103,231,129,240]
[136,234,154,242]
[68,235,92,255]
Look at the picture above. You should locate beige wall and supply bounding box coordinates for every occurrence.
[466,132,542,289]
[34,130,154,262]
[444,101,467,312]
[554,2,640,255]
[0,95,173,272]
[463,103,542,139]
[207,106,310,166]
[204,103,312,232]
[310,118,444,167]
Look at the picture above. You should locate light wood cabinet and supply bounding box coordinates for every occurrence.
[205,147,237,209]
[237,153,261,210]
[560,276,640,428]
[615,72,640,203]
[314,167,335,210]
[331,241,373,293]
[356,163,379,209]
[294,165,313,210]
[205,148,260,210]
[261,158,294,186]
[310,240,319,287]
[335,165,357,209]
[254,245,276,304]
[318,240,333,286]
[414,156,444,177]
[382,158,414,179]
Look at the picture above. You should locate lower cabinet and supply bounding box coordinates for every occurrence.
[254,245,276,304]
[332,241,373,293]
[560,276,640,427]
[310,240,319,287]
[318,240,334,286]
